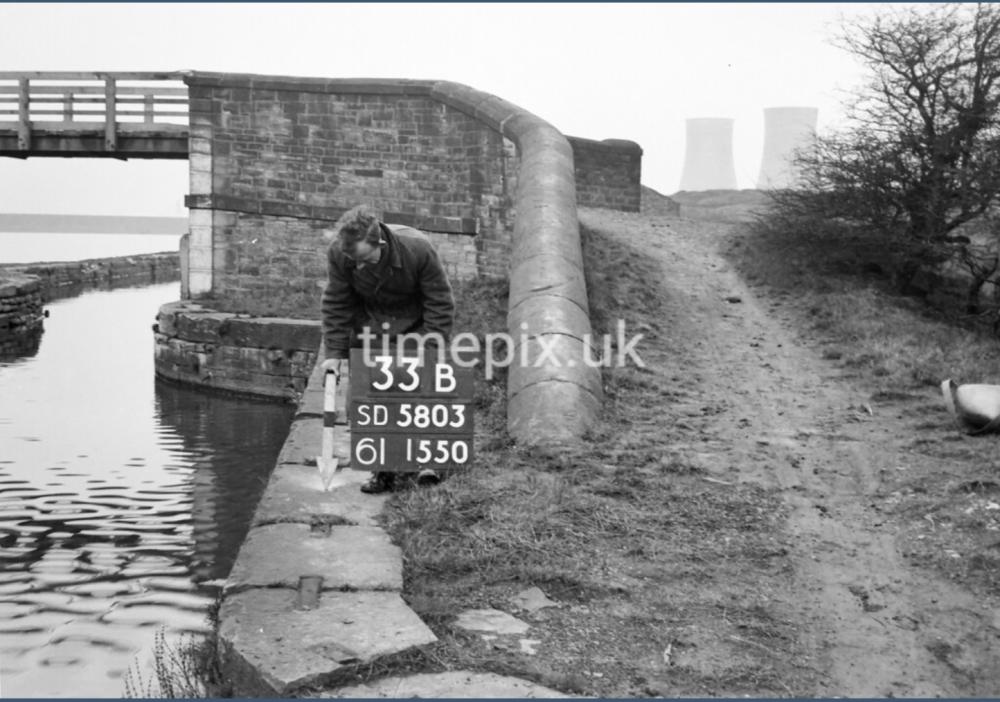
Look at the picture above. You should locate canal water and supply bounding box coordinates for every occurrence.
[0,278,296,696]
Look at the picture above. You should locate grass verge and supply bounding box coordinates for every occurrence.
[309,225,821,696]
[722,212,1000,599]
[726,215,1000,388]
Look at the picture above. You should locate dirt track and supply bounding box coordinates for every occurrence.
[579,205,1000,696]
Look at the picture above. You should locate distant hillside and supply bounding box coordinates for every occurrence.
[668,189,772,223]
[0,213,187,234]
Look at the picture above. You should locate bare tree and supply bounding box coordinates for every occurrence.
[772,3,1000,294]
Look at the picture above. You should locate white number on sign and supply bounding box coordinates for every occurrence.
[397,404,467,429]
[370,355,420,392]
[398,357,420,392]
[405,439,470,465]
[371,356,394,391]
[434,441,450,463]
[414,439,433,463]
[432,404,448,428]
[354,437,386,466]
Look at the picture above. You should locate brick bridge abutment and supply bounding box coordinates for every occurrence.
[156,71,642,445]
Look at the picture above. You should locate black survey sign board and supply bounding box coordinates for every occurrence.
[349,348,475,472]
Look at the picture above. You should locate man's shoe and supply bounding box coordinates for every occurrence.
[416,468,440,486]
[360,472,395,494]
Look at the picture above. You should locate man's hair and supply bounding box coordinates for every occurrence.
[335,205,382,253]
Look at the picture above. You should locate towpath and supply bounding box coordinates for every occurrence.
[578,203,1000,696]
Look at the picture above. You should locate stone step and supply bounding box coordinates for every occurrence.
[220,589,437,696]
[278,418,352,465]
[226,523,402,592]
[253,463,386,528]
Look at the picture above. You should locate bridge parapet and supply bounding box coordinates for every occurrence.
[0,71,189,158]
[173,71,604,444]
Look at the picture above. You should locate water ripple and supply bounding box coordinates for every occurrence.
[0,282,295,697]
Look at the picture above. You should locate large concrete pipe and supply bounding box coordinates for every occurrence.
[431,83,605,445]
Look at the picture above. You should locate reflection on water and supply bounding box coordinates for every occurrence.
[155,380,296,583]
[0,283,295,697]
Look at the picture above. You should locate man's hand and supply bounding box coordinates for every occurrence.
[322,358,347,378]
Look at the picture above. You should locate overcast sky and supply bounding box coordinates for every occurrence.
[0,2,882,216]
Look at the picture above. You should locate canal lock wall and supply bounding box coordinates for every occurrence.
[215,355,438,696]
[153,301,321,402]
[0,274,44,358]
[0,252,180,359]
[3,251,180,302]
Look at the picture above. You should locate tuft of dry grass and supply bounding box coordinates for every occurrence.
[123,627,226,699]
[726,214,1000,390]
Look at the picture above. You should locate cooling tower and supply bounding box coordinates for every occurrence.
[678,118,738,191]
[756,106,818,189]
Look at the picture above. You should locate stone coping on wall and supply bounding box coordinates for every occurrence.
[0,272,41,296]
[155,300,321,351]
[184,71,603,445]
[565,135,644,154]
[1,251,180,302]
[153,300,320,402]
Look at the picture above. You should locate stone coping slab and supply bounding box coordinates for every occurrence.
[277,417,322,464]
[253,462,387,528]
[220,589,437,696]
[227,523,402,592]
[277,418,351,466]
[156,299,321,351]
[0,274,41,296]
[318,671,571,698]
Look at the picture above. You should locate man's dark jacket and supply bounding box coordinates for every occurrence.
[321,223,455,359]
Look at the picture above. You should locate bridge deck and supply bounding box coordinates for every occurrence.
[0,123,189,159]
[0,72,189,159]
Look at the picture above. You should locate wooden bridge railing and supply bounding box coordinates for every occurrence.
[0,72,189,153]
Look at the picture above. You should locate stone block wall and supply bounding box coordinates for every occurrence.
[0,274,43,358]
[2,252,180,302]
[154,300,321,402]
[425,232,479,283]
[567,137,642,213]
[182,74,518,316]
